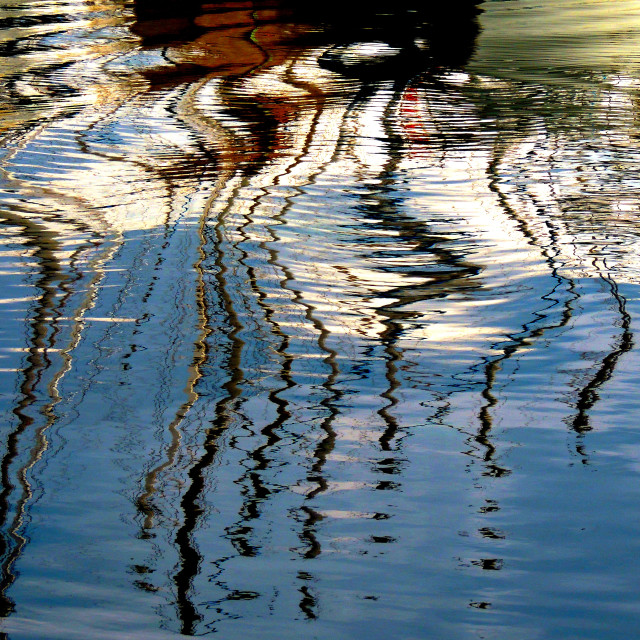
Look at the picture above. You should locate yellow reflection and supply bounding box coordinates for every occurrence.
[470,0,640,83]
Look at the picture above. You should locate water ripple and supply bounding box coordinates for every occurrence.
[1,1,640,639]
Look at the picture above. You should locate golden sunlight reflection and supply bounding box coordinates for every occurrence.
[469,0,640,83]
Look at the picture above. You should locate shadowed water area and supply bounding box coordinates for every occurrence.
[0,0,640,637]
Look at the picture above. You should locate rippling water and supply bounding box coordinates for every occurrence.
[1,1,640,638]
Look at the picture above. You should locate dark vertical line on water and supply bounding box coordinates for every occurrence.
[222,190,291,553]
[277,84,359,564]
[180,74,279,567]
[134,125,225,531]
[475,360,502,476]
[374,82,416,455]
[229,63,348,574]
[488,128,633,455]
[135,206,211,531]
[218,187,271,558]
[343,81,441,458]
[570,271,633,435]
[214,65,308,544]
[204,62,358,600]
[216,64,371,613]
[478,135,581,471]
[348,79,488,461]
[139,44,298,625]
[298,582,318,620]
[172,178,246,635]
[377,320,401,453]
[547,135,635,442]
[0,212,109,615]
[111,79,231,542]
[0,214,65,616]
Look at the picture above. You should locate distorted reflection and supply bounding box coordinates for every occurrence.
[1,1,640,639]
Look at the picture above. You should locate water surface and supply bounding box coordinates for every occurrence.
[1,1,640,638]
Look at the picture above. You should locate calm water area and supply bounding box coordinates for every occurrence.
[0,0,640,638]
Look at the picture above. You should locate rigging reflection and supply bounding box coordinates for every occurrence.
[124,0,487,631]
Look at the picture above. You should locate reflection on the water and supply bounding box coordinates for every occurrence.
[2,0,640,638]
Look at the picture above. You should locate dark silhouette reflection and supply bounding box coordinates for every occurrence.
[131,0,484,58]
[317,2,483,78]
[297,572,318,620]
